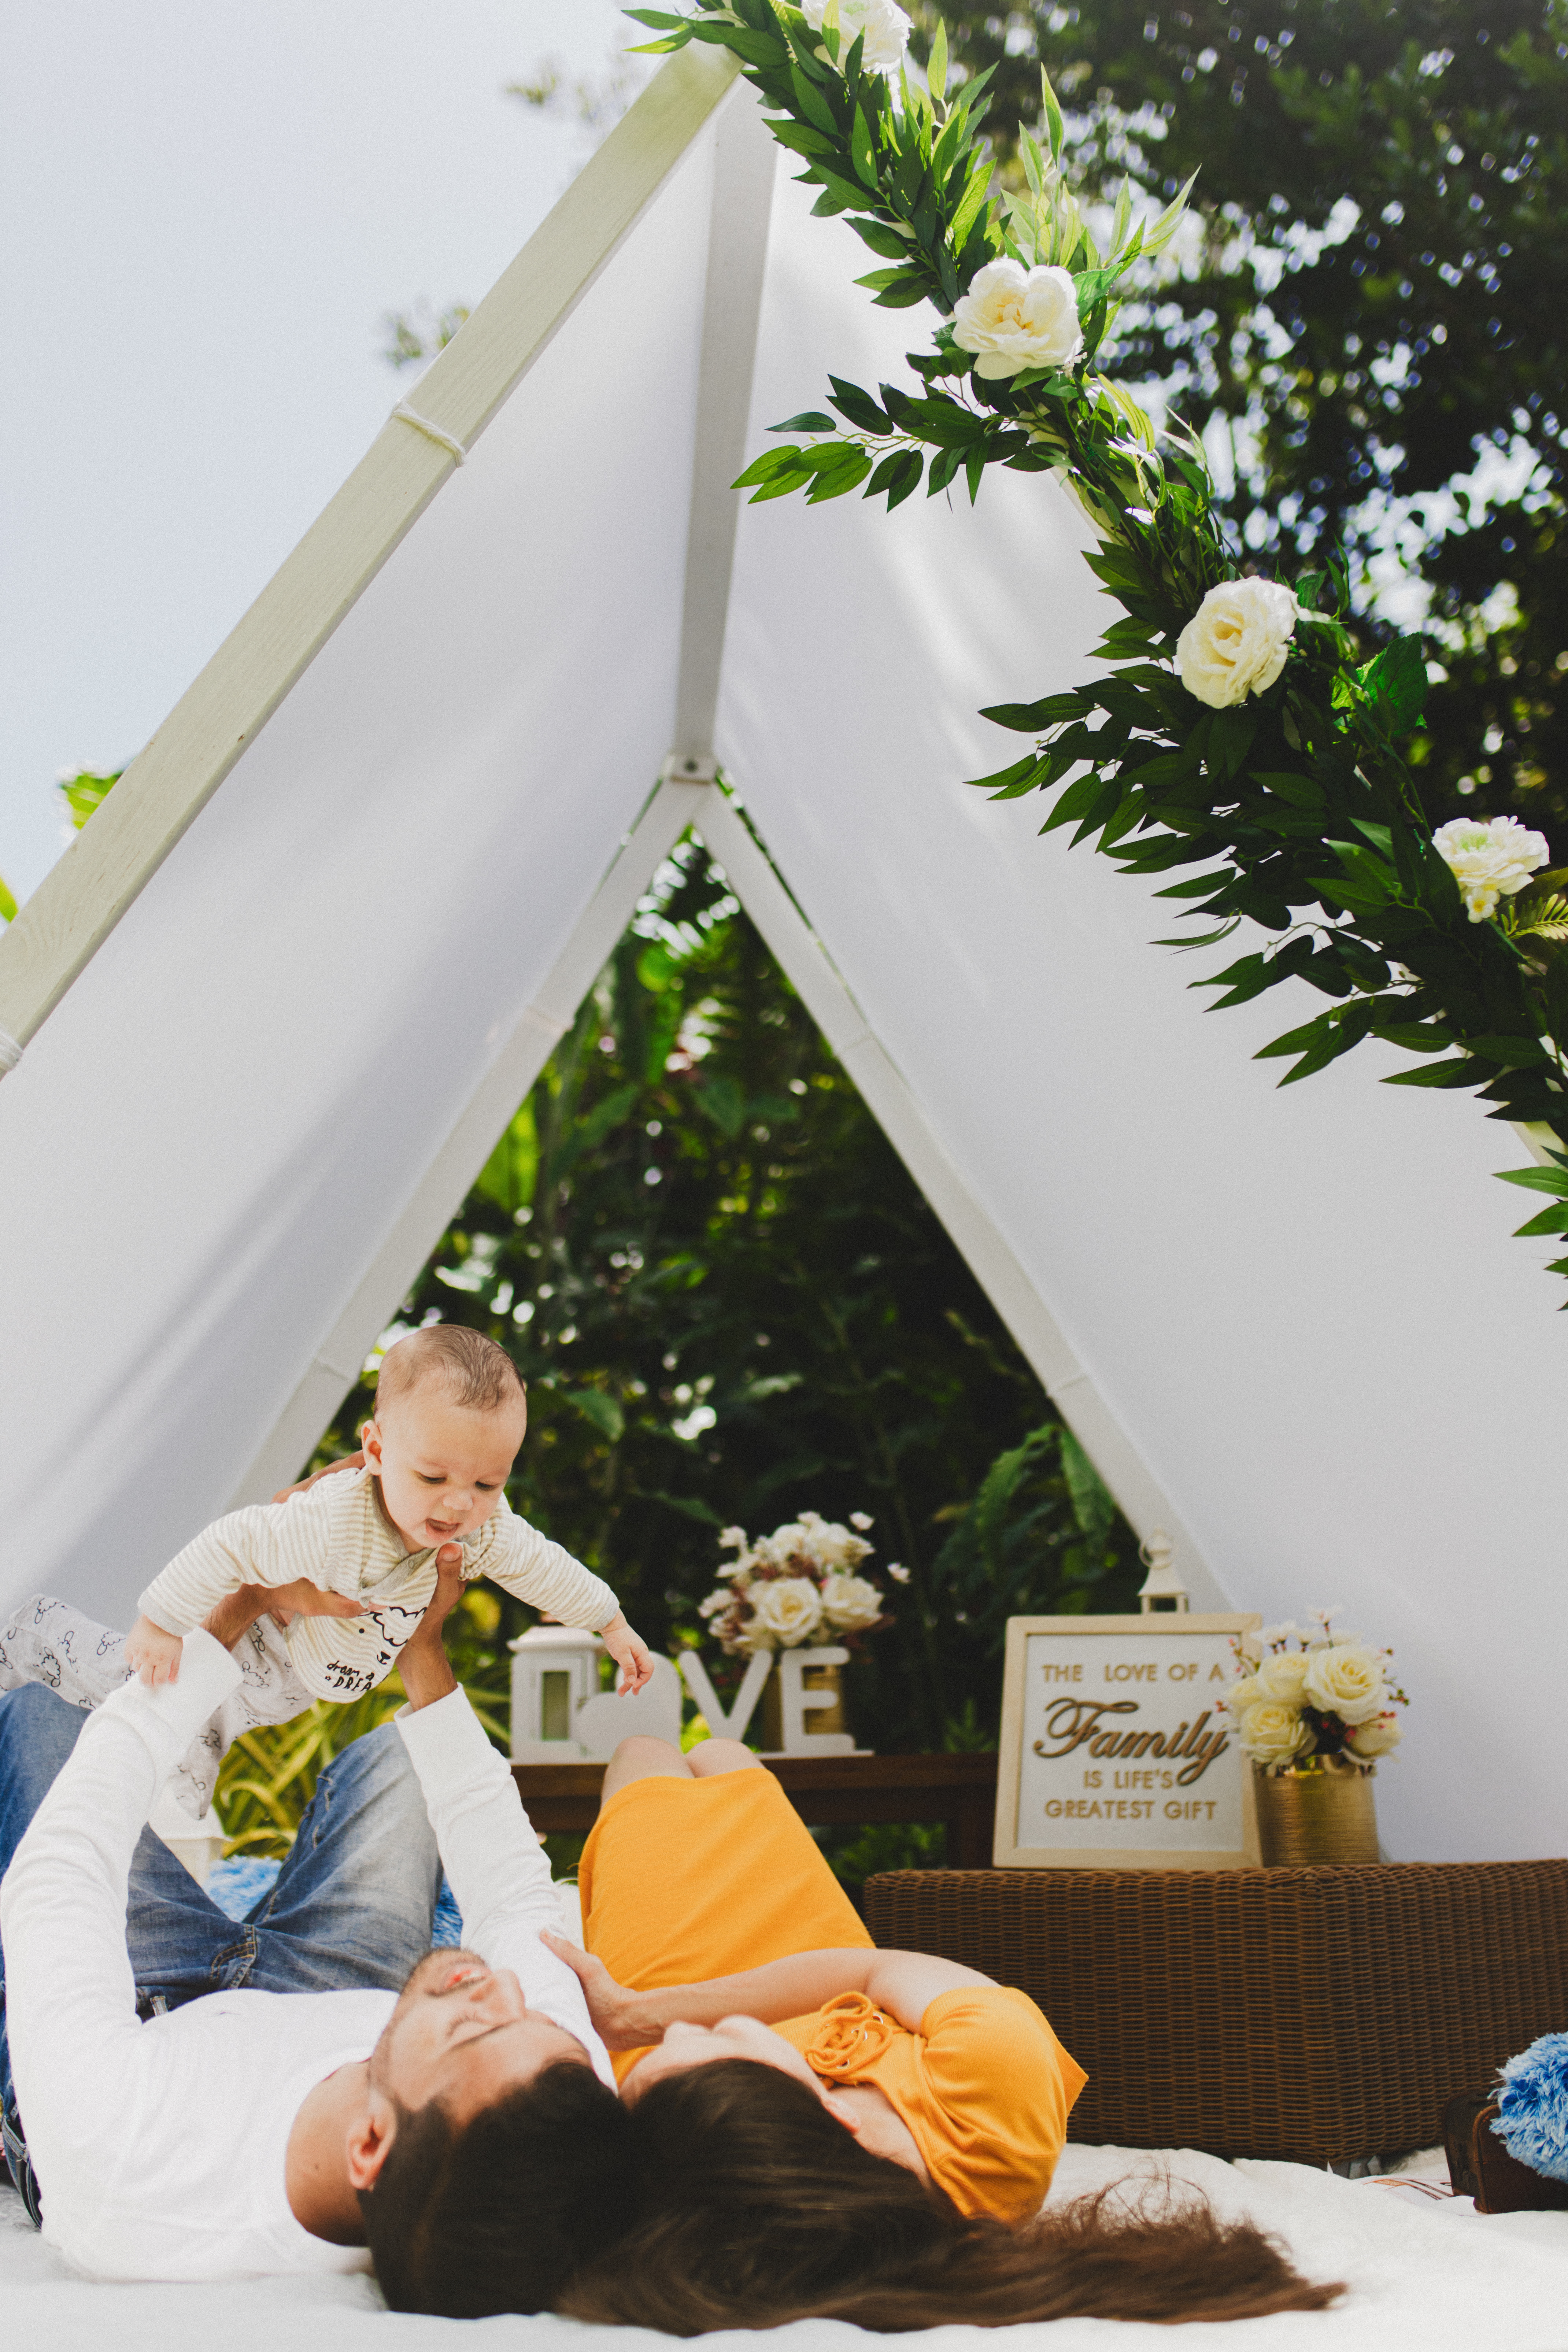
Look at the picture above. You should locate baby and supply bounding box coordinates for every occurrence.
[0,1325,651,1818]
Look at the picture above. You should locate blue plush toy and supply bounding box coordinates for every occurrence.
[1493,2032,1568,2181]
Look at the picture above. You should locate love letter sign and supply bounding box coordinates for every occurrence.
[993,1614,1262,1870]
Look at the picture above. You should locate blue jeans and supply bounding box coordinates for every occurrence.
[0,1683,442,2223]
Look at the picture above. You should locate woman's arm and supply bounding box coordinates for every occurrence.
[541,1934,995,2046]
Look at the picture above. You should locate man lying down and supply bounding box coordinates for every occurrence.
[0,1555,629,2312]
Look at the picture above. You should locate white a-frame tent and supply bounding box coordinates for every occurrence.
[0,51,1563,1866]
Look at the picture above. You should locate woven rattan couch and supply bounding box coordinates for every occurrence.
[863,1860,1568,2168]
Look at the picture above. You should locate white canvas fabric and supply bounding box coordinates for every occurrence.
[0,75,1563,1871]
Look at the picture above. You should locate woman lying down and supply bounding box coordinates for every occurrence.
[542,1732,1340,2333]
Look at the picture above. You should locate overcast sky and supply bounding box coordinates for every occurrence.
[1,0,631,904]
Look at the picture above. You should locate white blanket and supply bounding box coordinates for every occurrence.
[5,2142,1567,2351]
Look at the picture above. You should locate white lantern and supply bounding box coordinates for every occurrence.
[1137,1528,1190,1614]
[509,1624,603,1760]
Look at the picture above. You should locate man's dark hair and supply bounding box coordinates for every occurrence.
[362,2060,633,2316]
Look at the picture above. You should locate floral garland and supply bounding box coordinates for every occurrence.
[630,1,1568,1294]
[698,1508,897,1652]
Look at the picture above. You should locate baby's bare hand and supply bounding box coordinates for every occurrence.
[600,1616,655,1697]
[125,1613,183,1688]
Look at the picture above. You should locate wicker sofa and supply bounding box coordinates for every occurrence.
[862,1860,1568,2168]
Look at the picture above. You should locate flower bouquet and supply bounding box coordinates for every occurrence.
[698,1512,895,1654]
[1223,1609,1407,1774]
[1222,1610,1408,1864]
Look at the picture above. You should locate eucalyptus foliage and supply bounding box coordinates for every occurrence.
[630,1,1568,1289]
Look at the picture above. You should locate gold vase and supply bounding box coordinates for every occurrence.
[1254,1754,1380,1864]
[757,1657,846,1750]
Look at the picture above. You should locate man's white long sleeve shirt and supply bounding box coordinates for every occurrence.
[0,1632,607,2281]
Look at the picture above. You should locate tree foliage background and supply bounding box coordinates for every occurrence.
[918,0,1567,837]
[314,835,1142,1761]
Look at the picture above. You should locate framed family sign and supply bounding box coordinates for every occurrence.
[994,1614,1263,1870]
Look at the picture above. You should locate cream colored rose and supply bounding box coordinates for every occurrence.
[951,259,1081,381]
[1302,1642,1386,1726]
[1176,578,1299,707]
[1221,1673,1265,1717]
[1432,815,1550,922]
[1238,1700,1314,1769]
[800,0,911,72]
[1257,1651,1312,1705]
[797,1510,873,1572]
[820,1573,883,1632]
[1345,1714,1402,1761]
[746,1576,824,1650]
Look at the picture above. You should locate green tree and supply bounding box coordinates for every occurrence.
[919,0,1568,835]
[317,834,1142,1753]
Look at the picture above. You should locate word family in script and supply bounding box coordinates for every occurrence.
[1016,1629,1246,1856]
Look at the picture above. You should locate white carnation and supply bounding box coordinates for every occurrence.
[951,259,1081,381]
[746,1576,825,1650]
[800,0,911,73]
[820,1573,883,1632]
[1432,815,1550,923]
[1176,578,1299,708]
[1302,1642,1387,1726]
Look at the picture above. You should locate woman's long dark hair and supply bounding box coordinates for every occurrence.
[560,2062,1341,2334]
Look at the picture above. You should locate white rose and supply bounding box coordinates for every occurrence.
[951,259,1081,381]
[1176,578,1300,707]
[746,1576,825,1650]
[1256,1651,1313,1705]
[1345,1714,1402,1761]
[1432,815,1550,922]
[1301,1642,1387,1726]
[800,0,911,73]
[1238,1700,1314,1769]
[798,1513,872,1572]
[820,1573,883,1632]
[1220,1674,1265,1717]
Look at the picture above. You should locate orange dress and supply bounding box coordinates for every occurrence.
[578,1767,1086,2222]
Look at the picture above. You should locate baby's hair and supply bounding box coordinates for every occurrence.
[372,1325,528,1425]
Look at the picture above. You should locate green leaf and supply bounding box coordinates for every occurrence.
[948,161,993,250]
[789,60,840,135]
[1466,1035,1546,1069]
[806,446,872,501]
[1496,1165,1568,1197]
[851,105,878,188]
[1372,1024,1454,1052]
[0,873,15,925]
[566,1388,625,1445]
[979,693,1086,733]
[696,1074,747,1138]
[928,15,948,106]
[848,216,914,259]
[827,375,892,432]
[768,411,836,433]
[1381,1058,1480,1088]
[968,754,1043,797]
[1360,634,1427,733]
[927,444,963,495]
[1513,1205,1568,1238]
[1039,62,1064,162]
[733,444,803,489]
